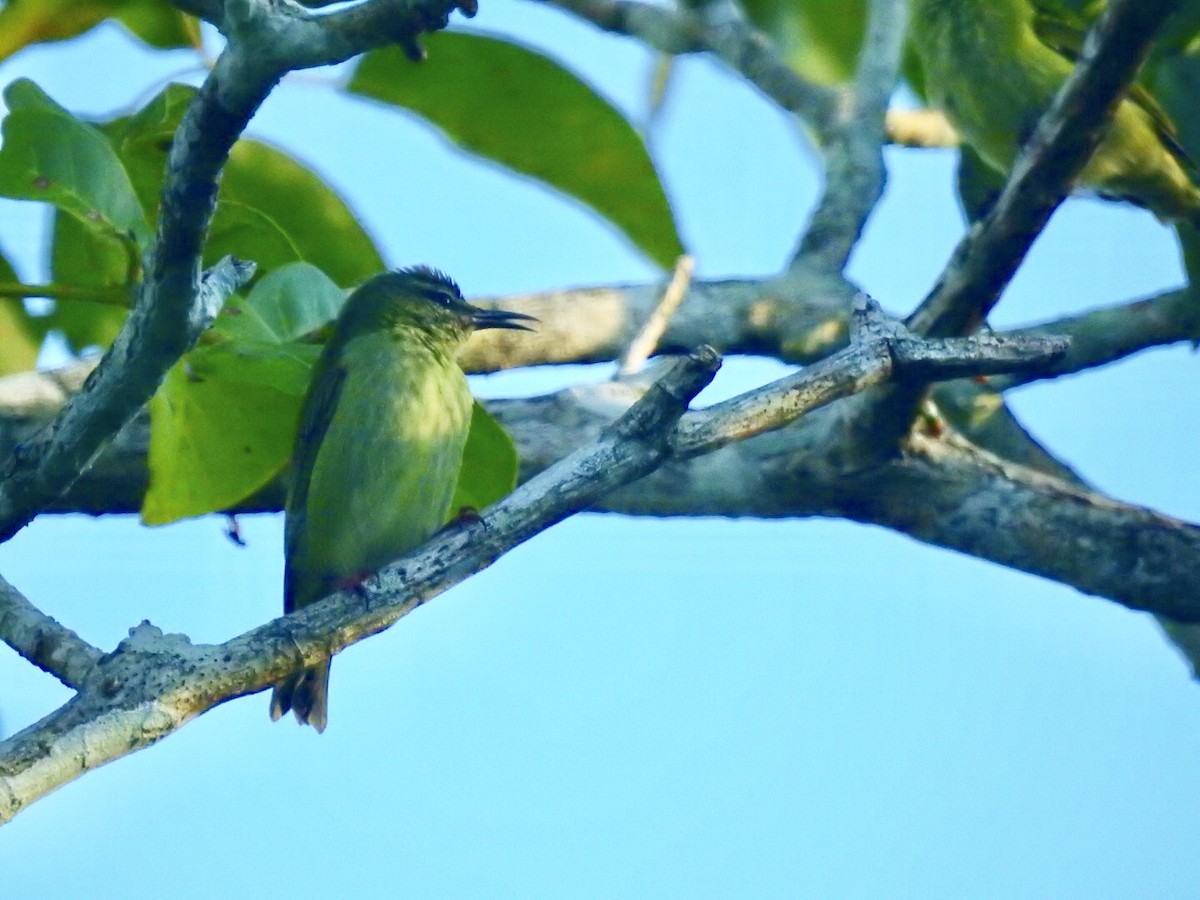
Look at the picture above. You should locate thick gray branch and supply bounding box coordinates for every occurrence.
[840,432,1200,620]
[461,271,859,372]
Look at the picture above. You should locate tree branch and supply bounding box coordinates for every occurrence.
[833,0,1183,468]
[907,0,1183,338]
[460,270,860,371]
[791,0,907,273]
[540,0,839,134]
[987,287,1200,387]
[0,305,1066,823]
[674,296,1068,454]
[0,576,102,690]
[838,431,1200,621]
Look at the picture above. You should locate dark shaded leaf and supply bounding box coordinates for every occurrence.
[349,32,683,269]
[451,400,520,512]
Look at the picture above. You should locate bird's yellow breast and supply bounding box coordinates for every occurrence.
[293,330,473,606]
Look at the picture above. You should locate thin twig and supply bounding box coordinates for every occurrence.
[0,283,132,307]
[617,255,695,376]
[540,0,839,134]
[791,0,908,273]
[0,576,102,689]
[989,287,1200,388]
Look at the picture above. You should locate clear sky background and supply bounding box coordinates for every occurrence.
[3,3,1200,897]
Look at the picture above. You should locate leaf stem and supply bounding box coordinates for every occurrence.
[0,282,131,308]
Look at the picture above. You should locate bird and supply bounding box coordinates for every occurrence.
[269,266,535,731]
[908,0,1200,225]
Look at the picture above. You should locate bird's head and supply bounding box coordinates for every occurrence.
[340,266,536,346]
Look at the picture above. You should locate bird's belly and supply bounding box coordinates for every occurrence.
[304,353,472,588]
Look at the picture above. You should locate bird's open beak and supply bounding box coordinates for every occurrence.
[471,307,539,332]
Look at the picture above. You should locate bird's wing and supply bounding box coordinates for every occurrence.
[1032,2,1199,176]
[283,348,347,613]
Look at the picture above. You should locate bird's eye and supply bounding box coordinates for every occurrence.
[424,288,457,307]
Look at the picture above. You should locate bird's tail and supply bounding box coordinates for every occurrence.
[269,660,331,732]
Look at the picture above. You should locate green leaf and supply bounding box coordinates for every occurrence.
[0,80,150,245]
[47,212,132,353]
[0,80,145,354]
[451,400,520,512]
[145,263,343,523]
[144,345,312,525]
[213,262,345,344]
[206,199,307,274]
[103,82,194,213]
[0,0,197,61]
[38,83,380,354]
[114,0,200,50]
[0,246,41,375]
[222,140,385,287]
[0,0,122,61]
[108,84,384,288]
[349,32,684,269]
[742,0,866,85]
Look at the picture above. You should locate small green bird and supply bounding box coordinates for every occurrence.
[270,266,534,731]
[909,0,1200,225]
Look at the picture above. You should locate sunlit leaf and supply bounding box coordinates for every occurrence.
[143,345,313,525]
[742,0,866,85]
[349,32,684,269]
[0,79,150,244]
[0,0,197,61]
[213,262,345,344]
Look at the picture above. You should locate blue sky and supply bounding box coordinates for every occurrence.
[2,3,1200,896]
